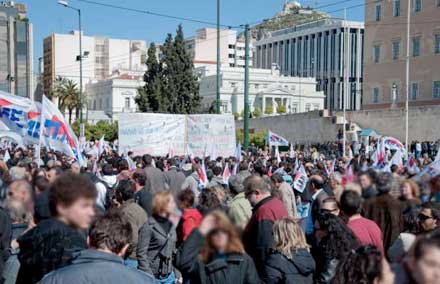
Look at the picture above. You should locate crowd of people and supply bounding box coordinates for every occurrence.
[0,140,440,284]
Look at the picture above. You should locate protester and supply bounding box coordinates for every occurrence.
[358,170,378,200]
[320,197,340,216]
[197,186,223,215]
[176,188,202,244]
[227,175,252,233]
[418,202,440,235]
[306,175,330,237]
[0,207,11,284]
[271,173,297,218]
[388,207,420,262]
[40,212,154,284]
[340,191,384,254]
[132,169,153,216]
[181,159,201,200]
[332,245,395,284]
[16,173,96,284]
[399,179,422,210]
[143,155,167,194]
[114,180,148,268]
[175,211,260,284]
[242,175,288,272]
[137,191,177,283]
[262,217,315,284]
[163,158,185,197]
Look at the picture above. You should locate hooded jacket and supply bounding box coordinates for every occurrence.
[40,249,154,284]
[262,249,316,284]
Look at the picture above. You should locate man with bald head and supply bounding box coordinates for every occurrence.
[305,174,330,236]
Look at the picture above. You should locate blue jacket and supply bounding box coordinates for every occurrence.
[41,249,154,284]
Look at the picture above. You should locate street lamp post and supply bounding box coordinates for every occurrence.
[58,0,84,136]
[405,0,411,158]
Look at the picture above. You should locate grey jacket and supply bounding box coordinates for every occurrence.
[144,166,168,194]
[137,217,177,278]
[164,167,185,197]
[119,199,148,260]
[41,249,154,284]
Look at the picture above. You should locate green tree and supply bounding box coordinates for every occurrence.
[53,78,80,124]
[276,104,287,114]
[72,120,118,141]
[253,107,262,118]
[265,105,273,115]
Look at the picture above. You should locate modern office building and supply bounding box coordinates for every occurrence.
[185,28,253,68]
[363,0,440,109]
[197,64,325,115]
[254,18,364,111]
[0,1,33,98]
[43,31,147,97]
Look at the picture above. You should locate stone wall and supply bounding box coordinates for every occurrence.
[236,106,440,143]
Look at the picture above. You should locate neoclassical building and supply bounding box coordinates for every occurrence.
[197,64,325,115]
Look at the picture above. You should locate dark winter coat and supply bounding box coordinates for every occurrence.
[40,249,154,284]
[242,196,288,271]
[163,167,185,197]
[15,218,87,284]
[262,248,315,284]
[0,208,11,284]
[175,229,261,284]
[144,166,167,194]
[135,186,153,216]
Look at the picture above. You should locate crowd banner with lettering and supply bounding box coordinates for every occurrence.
[186,114,236,158]
[0,90,41,144]
[41,96,80,159]
[118,113,186,156]
[383,136,406,155]
[118,113,236,157]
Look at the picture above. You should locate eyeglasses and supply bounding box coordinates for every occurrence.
[244,190,256,198]
[419,214,433,221]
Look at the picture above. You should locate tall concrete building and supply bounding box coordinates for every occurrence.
[185,28,253,68]
[0,1,33,98]
[254,19,365,112]
[363,0,440,109]
[43,31,147,97]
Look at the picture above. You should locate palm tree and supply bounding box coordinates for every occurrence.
[52,78,80,124]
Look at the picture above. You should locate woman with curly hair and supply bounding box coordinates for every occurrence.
[314,213,359,284]
[332,245,395,284]
[175,211,260,284]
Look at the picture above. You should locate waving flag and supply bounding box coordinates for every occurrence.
[222,162,231,184]
[293,165,308,193]
[383,136,406,155]
[168,142,174,158]
[390,150,404,169]
[275,146,281,163]
[268,130,289,147]
[235,142,242,162]
[372,139,386,169]
[289,144,296,158]
[198,159,209,188]
[406,155,417,173]
[97,135,105,157]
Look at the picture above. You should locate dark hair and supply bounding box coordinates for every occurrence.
[198,187,222,215]
[375,172,395,194]
[89,211,132,253]
[421,202,440,221]
[340,191,362,216]
[271,173,284,184]
[403,207,421,234]
[118,159,129,172]
[239,161,248,171]
[253,161,267,176]
[132,170,146,187]
[412,234,440,260]
[33,176,50,194]
[212,166,223,176]
[315,213,359,260]
[49,173,97,216]
[142,154,153,166]
[332,245,383,284]
[310,175,325,189]
[390,164,399,173]
[168,158,176,167]
[49,166,63,176]
[156,160,165,171]
[178,188,195,209]
[102,164,113,176]
[115,180,136,202]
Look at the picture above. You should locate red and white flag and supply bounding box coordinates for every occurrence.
[293,165,308,193]
[222,162,231,184]
[198,159,208,187]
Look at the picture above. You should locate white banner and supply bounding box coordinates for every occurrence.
[118,113,236,158]
[118,113,186,156]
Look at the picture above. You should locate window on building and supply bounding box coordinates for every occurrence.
[375,4,381,21]
[228,54,234,58]
[433,81,440,98]
[412,37,420,57]
[230,82,236,88]
[414,0,422,12]
[228,44,235,49]
[411,82,419,100]
[435,34,440,54]
[292,104,298,113]
[373,87,380,103]
[125,97,130,109]
[393,0,401,16]
[313,104,320,110]
[95,44,105,52]
[392,41,400,60]
[305,103,311,112]
[373,45,381,63]
[93,100,96,110]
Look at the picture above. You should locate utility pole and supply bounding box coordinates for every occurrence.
[342,8,348,157]
[243,24,250,150]
[405,0,411,158]
[216,0,221,114]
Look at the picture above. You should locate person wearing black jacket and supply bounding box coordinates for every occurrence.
[263,217,315,284]
[0,207,11,284]
[132,170,153,216]
[175,211,260,284]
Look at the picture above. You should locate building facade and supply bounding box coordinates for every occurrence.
[363,0,440,109]
[43,31,147,97]
[185,28,253,68]
[85,70,144,123]
[197,64,325,115]
[0,1,33,98]
[254,19,364,112]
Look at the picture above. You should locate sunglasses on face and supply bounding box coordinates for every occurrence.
[419,214,433,221]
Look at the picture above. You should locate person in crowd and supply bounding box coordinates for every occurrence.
[388,207,420,262]
[114,180,148,268]
[262,217,315,284]
[176,188,202,245]
[137,191,177,283]
[340,191,384,254]
[399,179,422,211]
[143,155,167,194]
[313,213,359,284]
[227,175,252,233]
[393,234,440,284]
[305,175,330,237]
[40,212,154,284]
[242,175,288,272]
[363,172,404,251]
[271,173,297,218]
[175,211,260,284]
[181,159,201,200]
[237,161,251,180]
[16,173,96,284]
[207,166,225,188]
[418,202,440,235]
[132,169,153,216]
[332,245,395,284]
[163,158,185,197]
[0,207,11,284]
[197,186,223,216]
[46,166,62,184]
[8,167,28,183]
[320,197,340,216]
[358,170,378,200]
[33,176,51,223]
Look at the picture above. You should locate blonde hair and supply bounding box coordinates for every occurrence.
[273,217,309,259]
[152,191,173,215]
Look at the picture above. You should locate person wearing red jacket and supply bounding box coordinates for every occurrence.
[176,188,202,245]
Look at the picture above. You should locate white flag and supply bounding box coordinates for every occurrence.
[293,165,308,193]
